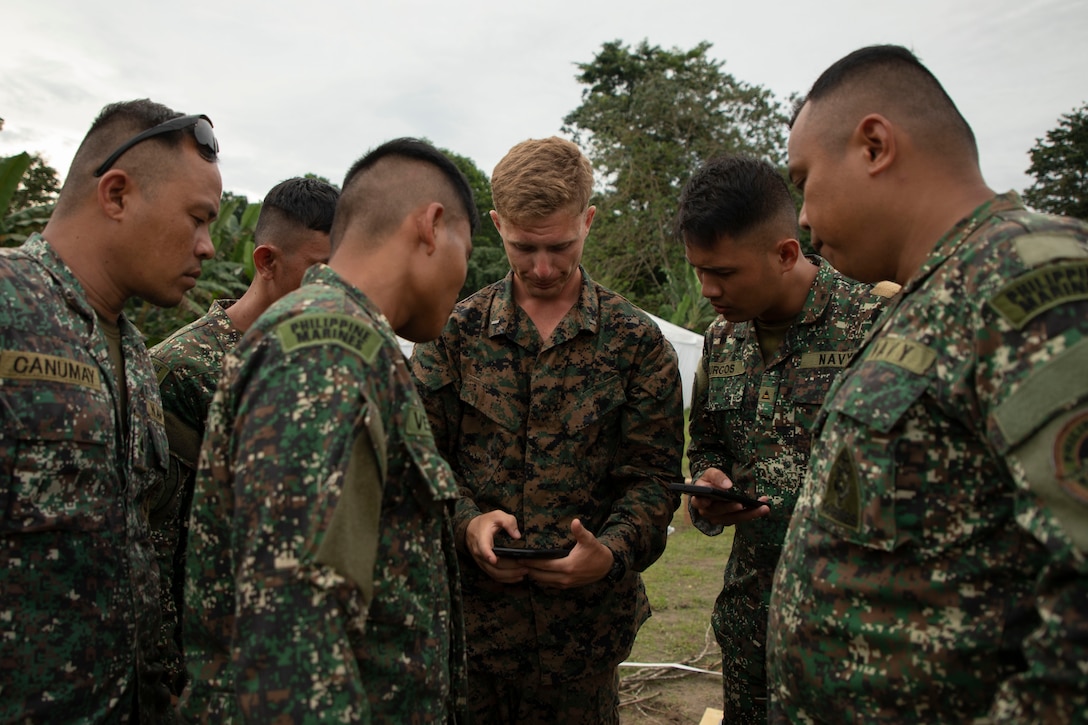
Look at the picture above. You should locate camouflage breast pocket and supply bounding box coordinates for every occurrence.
[705,363,745,413]
[789,366,842,436]
[1,380,115,533]
[457,374,523,485]
[811,362,931,552]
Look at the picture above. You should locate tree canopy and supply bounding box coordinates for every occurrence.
[562,39,789,324]
[441,147,509,300]
[1024,101,1088,220]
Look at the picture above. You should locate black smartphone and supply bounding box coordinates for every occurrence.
[492,546,571,560]
[669,482,768,510]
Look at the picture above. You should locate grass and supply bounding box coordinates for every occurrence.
[619,505,732,723]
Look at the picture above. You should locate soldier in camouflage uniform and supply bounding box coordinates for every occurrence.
[148,176,337,696]
[410,136,683,724]
[0,99,221,722]
[182,138,477,722]
[676,155,897,724]
[768,45,1088,722]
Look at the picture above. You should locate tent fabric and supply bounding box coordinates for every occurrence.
[399,313,705,410]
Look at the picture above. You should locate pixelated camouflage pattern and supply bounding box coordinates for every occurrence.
[182,264,466,723]
[687,258,890,723]
[410,268,684,686]
[0,234,171,722]
[148,299,240,696]
[768,193,1088,722]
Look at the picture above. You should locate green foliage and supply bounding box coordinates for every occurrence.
[1024,102,1088,220]
[441,147,509,299]
[563,39,789,323]
[11,153,60,211]
[663,266,715,333]
[1,152,60,248]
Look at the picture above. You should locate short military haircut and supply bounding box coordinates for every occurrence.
[491,136,593,222]
[55,99,192,214]
[254,177,340,247]
[331,138,479,251]
[677,155,799,250]
[792,44,978,162]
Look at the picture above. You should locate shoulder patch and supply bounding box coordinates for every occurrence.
[820,444,861,530]
[993,336,1088,448]
[274,313,381,362]
[0,350,101,389]
[864,335,936,375]
[871,280,901,298]
[1054,410,1088,504]
[988,261,1088,329]
[1012,232,1088,268]
[152,358,171,384]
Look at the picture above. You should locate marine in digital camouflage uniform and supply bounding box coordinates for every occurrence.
[149,176,337,697]
[182,138,476,722]
[0,99,221,722]
[678,153,897,725]
[411,137,683,724]
[149,299,240,693]
[768,45,1088,722]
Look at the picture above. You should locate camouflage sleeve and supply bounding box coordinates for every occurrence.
[594,326,684,573]
[410,334,483,549]
[685,338,730,537]
[982,265,1088,719]
[228,335,381,722]
[149,366,206,696]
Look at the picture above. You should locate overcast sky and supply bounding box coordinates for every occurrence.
[2,0,1085,202]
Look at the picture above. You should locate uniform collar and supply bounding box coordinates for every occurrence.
[485,265,602,341]
[21,233,97,323]
[302,263,397,338]
[902,191,1024,294]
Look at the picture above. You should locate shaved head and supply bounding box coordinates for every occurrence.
[793,45,978,165]
[332,138,478,251]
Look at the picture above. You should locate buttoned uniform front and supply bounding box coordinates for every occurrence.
[768,193,1088,722]
[182,264,467,723]
[687,258,891,722]
[0,234,170,722]
[410,267,684,686]
[148,299,241,694]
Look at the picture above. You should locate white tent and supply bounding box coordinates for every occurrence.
[399,313,704,409]
[646,313,703,409]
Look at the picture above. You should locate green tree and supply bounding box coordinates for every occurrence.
[1024,102,1088,220]
[10,153,60,212]
[563,39,789,322]
[1,153,61,247]
[441,147,508,299]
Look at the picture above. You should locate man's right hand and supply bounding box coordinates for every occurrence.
[465,510,530,583]
[688,467,770,526]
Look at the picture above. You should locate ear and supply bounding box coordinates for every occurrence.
[489,210,503,236]
[415,202,442,256]
[582,205,597,235]
[855,113,896,176]
[252,245,277,280]
[774,237,802,272]
[97,170,131,221]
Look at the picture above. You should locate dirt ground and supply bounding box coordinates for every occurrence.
[618,506,729,724]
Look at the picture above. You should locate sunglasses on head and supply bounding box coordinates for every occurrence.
[93,114,219,177]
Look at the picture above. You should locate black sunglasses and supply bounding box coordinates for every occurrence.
[93,114,219,177]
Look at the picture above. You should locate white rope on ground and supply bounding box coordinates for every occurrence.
[619,661,720,676]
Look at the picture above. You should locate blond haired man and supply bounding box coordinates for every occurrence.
[411,136,683,724]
